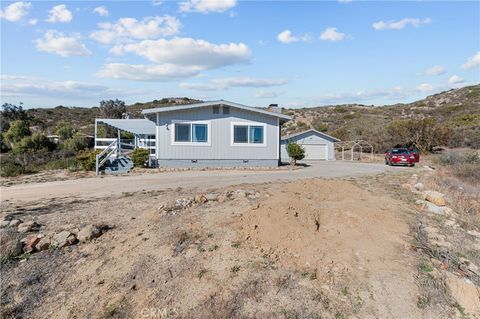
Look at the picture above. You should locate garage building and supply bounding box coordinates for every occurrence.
[281,129,340,162]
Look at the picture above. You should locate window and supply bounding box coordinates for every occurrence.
[192,124,207,142]
[223,106,230,114]
[173,122,210,145]
[234,125,248,143]
[232,123,265,146]
[175,123,190,142]
[213,106,220,114]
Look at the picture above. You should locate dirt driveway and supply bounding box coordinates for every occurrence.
[1,161,401,202]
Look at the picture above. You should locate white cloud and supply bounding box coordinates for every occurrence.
[180,77,288,91]
[373,17,431,30]
[416,83,435,93]
[28,18,37,25]
[96,63,204,81]
[112,37,251,66]
[93,6,109,17]
[35,30,91,57]
[1,1,31,22]
[461,51,480,70]
[179,0,236,13]
[152,0,163,5]
[448,75,465,84]
[1,74,150,104]
[47,4,72,23]
[307,86,409,105]
[255,90,283,99]
[277,30,311,44]
[90,16,181,44]
[425,65,445,76]
[320,27,346,41]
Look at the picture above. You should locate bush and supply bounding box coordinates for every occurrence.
[3,120,31,148]
[62,135,88,152]
[76,150,98,171]
[0,159,23,177]
[40,157,82,171]
[12,133,56,154]
[286,142,305,165]
[434,151,480,166]
[131,148,150,167]
[55,121,75,140]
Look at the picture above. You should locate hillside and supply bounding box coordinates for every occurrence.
[20,85,480,149]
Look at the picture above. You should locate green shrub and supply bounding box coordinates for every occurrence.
[131,148,150,167]
[3,120,31,148]
[0,159,23,177]
[12,133,55,154]
[314,123,328,132]
[54,121,75,140]
[286,142,305,165]
[62,135,88,152]
[76,150,98,171]
[40,157,82,171]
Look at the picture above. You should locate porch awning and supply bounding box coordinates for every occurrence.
[96,119,155,135]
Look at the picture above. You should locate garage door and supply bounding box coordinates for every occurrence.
[302,144,327,160]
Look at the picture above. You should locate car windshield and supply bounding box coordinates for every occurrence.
[391,149,409,154]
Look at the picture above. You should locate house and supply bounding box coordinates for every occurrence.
[280,129,340,161]
[94,100,291,171]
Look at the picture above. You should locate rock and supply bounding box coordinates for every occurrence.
[445,272,480,316]
[417,200,449,215]
[77,225,102,243]
[174,198,192,209]
[23,236,40,253]
[423,165,434,171]
[254,192,261,198]
[9,219,22,227]
[413,183,424,191]
[401,183,412,190]
[217,194,227,203]
[0,220,10,228]
[424,191,446,206]
[17,221,41,233]
[251,203,260,210]
[52,231,77,248]
[235,189,246,198]
[204,193,218,201]
[36,236,51,251]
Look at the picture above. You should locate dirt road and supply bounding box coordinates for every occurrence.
[1,161,401,202]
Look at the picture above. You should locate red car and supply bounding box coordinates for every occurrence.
[385,148,416,167]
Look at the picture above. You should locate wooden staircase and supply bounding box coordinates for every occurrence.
[103,156,133,174]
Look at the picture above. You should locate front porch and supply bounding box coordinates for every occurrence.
[94,118,156,175]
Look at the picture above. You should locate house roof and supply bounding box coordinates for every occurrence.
[281,129,341,142]
[95,118,155,135]
[141,100,291,122]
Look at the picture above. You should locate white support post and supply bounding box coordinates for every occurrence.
[117,129,120,157]
[94,119,98,149]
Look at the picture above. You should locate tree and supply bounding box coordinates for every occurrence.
[1,103,29,132]
[63,135,88,152]
[286,142,305,165]
[386,118,452,152]
[3,120,31,148]
[55,121,75,140]
[99,99,127,119]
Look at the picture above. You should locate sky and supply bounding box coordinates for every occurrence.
[1,0,479,109]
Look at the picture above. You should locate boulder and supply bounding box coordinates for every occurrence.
[9,219,22,227]
[424,191,446,206]
[204,193,218,201]
[52,231,77,248]
[413,183,424,191]
[77,225,102,243]
[217,194,227,203]
[0,220,10,228]
[17,221,41,233]
[235,189,246,198]
[416,200,450,215]
[445,272,480,316]
[36,236,51,251]
[23,236,40,253]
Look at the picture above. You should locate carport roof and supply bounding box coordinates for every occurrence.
[95,119,155,135]
[282,129,341,142]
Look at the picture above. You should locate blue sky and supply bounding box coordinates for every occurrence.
[1,0,479,108]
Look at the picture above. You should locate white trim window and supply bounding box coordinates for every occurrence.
[171,121,211,146]
[231,122,267,147]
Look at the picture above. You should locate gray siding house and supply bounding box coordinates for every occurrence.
[281,129,340,161]
[141,100,291,167]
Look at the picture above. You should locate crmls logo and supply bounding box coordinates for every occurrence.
[140,308,179,318]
